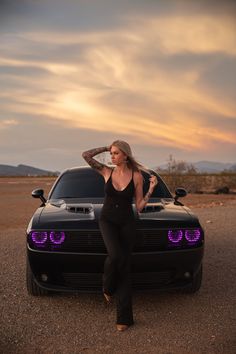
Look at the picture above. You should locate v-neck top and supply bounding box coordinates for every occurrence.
[100,168,135,223]
[110,167,134,192]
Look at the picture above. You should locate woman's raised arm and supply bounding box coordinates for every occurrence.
[82,146,110,174]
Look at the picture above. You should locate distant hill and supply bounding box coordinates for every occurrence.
[229,164,236,172]
[156,160,235,173]
[193,161,233,173]
[0,164,59,176]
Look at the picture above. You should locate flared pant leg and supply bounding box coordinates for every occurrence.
[99,219,121,296]
[99,217,136,325]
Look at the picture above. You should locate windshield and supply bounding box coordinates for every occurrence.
[49,168,172,199]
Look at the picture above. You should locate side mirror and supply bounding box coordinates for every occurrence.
[174,187,187,202]
[31,189,46,205]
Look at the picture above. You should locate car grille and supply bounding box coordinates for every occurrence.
[56,229,166,253]
[61,270,174,291]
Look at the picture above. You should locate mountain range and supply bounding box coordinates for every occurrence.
[0,164,59,176]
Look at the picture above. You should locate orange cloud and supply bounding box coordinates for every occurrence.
[1,10,235,155]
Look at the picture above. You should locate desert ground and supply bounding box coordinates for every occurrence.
[0,177,236,353]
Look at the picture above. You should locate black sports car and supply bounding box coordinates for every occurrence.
[26,166,204,296]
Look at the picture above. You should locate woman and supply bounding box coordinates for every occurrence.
[82,140,157,331]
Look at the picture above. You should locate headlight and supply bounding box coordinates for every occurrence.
[31,231,48,244]
[167,228,202,247]
[185,229,201,243]
[168,230,183,244]
[49,231,65,244]
[29,230,66,249]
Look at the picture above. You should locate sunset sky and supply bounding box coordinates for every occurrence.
[1,0,236,171]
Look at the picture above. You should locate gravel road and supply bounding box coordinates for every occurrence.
[1,200,236,354]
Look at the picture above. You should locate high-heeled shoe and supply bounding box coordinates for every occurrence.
[116,324,129,331]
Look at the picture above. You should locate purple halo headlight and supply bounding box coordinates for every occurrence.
[49,231,65,245]
[185,229,201,243]
[168,230,183,243]
[31,231,47,244]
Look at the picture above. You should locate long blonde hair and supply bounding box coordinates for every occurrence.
[110,140,150,174]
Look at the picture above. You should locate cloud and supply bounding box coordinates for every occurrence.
[139,14,236,56]
[0,119,19,129]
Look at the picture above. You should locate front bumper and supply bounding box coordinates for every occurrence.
[27,245,204,293]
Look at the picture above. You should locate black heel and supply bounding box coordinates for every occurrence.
[103,288,112,304]
[103,292,112,303]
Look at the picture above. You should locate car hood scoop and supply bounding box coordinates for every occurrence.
[40,200,95,222]
[138,200,196,223]
[141,204,164,213]
[65,204,93,214]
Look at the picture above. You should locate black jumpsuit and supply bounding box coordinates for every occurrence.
[99,168,136,325]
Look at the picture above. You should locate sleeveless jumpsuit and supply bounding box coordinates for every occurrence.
[99,168,136,326]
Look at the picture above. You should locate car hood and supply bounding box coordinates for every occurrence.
[32,198,200,229]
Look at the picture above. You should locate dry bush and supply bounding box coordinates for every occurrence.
[159,173,236,193]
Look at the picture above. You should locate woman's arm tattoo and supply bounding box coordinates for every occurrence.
[143,190,152,202]
[82,146,108,170]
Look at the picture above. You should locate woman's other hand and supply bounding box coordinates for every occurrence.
[149,175,158,190]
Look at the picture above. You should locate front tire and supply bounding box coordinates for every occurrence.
[26,258,50,296]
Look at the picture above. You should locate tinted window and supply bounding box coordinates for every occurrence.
[49,168,172,199]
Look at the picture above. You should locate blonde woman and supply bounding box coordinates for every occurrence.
[82,140,157,331]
